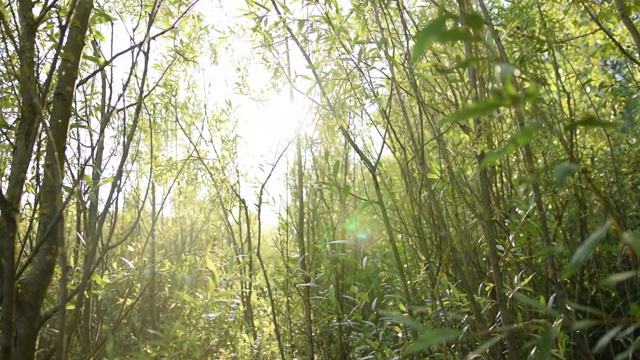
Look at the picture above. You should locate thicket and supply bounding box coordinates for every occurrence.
[1,0,639,359]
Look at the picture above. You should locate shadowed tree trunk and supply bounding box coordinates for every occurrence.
[0,0,94,358]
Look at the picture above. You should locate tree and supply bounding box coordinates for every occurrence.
[1,0,94,357]
[0,0,198,357]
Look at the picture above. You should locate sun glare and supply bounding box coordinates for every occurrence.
[235,87,308,225]
[240,92,305,150]
[194,0,315,226]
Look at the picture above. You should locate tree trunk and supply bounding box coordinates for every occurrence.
[8,0,94,357]
[296,136,315,359]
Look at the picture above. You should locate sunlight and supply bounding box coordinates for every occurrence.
[235,87,308,226]
[237,87,306,160]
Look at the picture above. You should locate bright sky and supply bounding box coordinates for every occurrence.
[195,1,311,225]
[86,0,308,227]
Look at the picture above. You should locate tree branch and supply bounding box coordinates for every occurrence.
[613,0,640,58]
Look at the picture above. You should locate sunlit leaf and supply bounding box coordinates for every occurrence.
[206,256,220,287]
[180,292,196,303]
[91,272,108,287]
[92,7,116,24]
[328,239,354,245]
[96,176,115,188]
[119,256,135,270]
[83,174,93,186]
[84,55,105,65]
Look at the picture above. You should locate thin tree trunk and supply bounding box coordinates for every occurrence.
[296,135,315,359]
[1,0,43,355]
[149,181,157,330]
[12,0,94,357]
[458,0,518,357]
[476,0,594,357]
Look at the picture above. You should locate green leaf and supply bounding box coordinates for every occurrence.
[535,327,553,360]
[45,294,56,306]
[91,272,107,287]
[205,255,218,286]
[92,7,116,24]
[380,311,427,332]
[601,271,637,288]
[434,57,478,75]
[554,163,580,187]
[180,292,196,303]
[570,319,600,331]
[351,200,372,218]
[84,55,104,65]
[411,16,449,63]
[106,332,114,359]
[341,184,351,201]
[439,26,476,44]
[565,300,606,317]
[565,114,617,130]
[83,174,93,186]
[480,125,539,168]
[119,256,136,270]
[564,220,612,277]
[403,328,461,355]
[328,240,354,245]
[332,159,340,177]
[446,97,507,123]
[614,338,640,360]
[462,12,485,29]
[96,176,115,188]
[467,337,501,359]
[513,293,561,317]
[623,231,640,258]
[592,325,623,354]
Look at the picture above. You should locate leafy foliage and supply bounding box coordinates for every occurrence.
[1,0,640,359]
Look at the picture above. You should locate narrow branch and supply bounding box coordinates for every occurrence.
[77,0,198,87]
[580,0,640,67]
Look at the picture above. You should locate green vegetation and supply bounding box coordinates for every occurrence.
[1,0,639,358]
